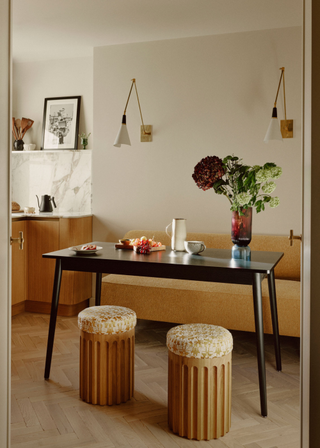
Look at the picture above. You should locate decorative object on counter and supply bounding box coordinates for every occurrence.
[23,143,36,151]
[264,67,293,142]
[24,206,35,214]
[12,117,34,151]
[11,201,21,212]
[166,218,187,251]
[192,155,282,259]
[184,240,206,255]
[41,96,81,150]
[78,132,91,149]
[13,140,24,151]
[36,194,57,213]
[114,78,152,147]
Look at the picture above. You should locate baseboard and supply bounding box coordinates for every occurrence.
[25,299,90,317]
[12,301,26,316]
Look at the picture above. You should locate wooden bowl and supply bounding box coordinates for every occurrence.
[119,238,131,246]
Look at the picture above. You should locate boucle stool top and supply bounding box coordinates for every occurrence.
[166,323,233,359]
[78,306,137,335]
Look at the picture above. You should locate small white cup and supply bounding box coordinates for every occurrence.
[184,240,206,255]
[24,206,35,214]
[23,143,36,151]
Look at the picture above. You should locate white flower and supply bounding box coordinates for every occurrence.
[236,192,251,206]
[269,166,282,179]
[269,197,280,208]
[262,181,276,194]
[256,169,270,183]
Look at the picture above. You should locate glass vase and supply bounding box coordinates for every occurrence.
[231,207,252,247]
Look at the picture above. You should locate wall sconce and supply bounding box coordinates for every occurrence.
[264,67,293,142]
[114,78,153,147]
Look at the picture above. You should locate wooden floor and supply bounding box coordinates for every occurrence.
[11,313,300,448]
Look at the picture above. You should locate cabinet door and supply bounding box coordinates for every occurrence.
[59,217,92,305]
[11,221,27,309]
[27,220,60,304]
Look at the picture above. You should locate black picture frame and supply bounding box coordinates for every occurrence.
[41,96,81,150]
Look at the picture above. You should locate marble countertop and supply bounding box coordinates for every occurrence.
[12,211,93,219]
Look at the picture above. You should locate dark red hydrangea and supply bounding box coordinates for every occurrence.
[192,156,225,191]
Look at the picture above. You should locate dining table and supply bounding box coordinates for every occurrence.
[43,242,284,417]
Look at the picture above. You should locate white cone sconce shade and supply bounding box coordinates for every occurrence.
[264,67,293,143]
[113,78,153,148]
[113,115,131,147]
[264,107,282,142]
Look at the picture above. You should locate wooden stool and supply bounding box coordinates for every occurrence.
[166,323,233,440]
[78,305,136,405]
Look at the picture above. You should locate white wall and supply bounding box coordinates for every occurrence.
[92,27,302,242]
[12,57,93,150]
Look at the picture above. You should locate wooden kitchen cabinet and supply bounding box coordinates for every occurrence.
[11,220,27,314]
[12,215,93,317]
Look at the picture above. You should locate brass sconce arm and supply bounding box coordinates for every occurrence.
[123,79,151,136]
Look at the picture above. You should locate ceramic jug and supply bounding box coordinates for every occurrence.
[166,218,187,251]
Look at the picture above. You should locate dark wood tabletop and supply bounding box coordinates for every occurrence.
[43,242,284,284]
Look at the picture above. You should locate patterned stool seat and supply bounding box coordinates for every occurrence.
[166,323,233,440]
[78,305,137,406]
[78,305,137,335]
[166,323,233,359]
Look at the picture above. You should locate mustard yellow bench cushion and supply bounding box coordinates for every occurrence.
[101,231,300,337]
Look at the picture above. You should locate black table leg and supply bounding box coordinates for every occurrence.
[252,272,267,417]
[44,259,62,379]
[95,272,102,306]
[268,269,282,371]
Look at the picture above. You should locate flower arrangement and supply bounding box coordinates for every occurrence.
[192,155,282,213]
[78,132,91,149]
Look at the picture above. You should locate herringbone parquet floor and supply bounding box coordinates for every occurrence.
[11,313,300,448]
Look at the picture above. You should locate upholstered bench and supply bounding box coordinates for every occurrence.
[167,323,233,440]
[101,230,300,337]
[78,305,136,405]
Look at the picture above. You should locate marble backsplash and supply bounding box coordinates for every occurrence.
[11,150,92,213]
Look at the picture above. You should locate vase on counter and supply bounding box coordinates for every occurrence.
[13,139,24,151]
[80,137,88,149]
[231,207,252,260]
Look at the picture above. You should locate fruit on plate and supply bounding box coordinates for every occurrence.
[133,240,151,254]
[81,244,97,250]
[131,236,162,248]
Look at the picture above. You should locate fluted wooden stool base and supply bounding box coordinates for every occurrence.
[79,328,135,405]
[168,350,232,440]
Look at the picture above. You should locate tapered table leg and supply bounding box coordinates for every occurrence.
[268,269,282,371]
[252,272,267,417]
[95,272,102,306]
[44,259,62,379]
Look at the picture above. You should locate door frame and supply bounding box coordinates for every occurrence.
[1,1,319,447]
[0,0,11,446]
[301,1,320,446]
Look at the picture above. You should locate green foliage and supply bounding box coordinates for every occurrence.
[216,155,282,213]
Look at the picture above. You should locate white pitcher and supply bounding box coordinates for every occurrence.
[166,218,187,251]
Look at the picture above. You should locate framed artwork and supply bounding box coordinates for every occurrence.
[41,96,81,150]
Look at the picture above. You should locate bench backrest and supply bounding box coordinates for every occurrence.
[124,230,300,281]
